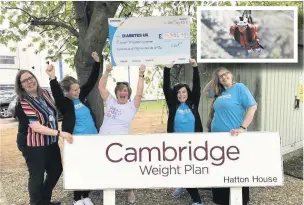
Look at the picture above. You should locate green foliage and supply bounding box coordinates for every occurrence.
[1,0,302,96]
[0,1,77,66]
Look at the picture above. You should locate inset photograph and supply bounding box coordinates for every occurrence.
[197,6,298,63]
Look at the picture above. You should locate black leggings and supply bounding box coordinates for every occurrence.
[186,188,202,203]
[74,191,90,201]
[22,143,62,205]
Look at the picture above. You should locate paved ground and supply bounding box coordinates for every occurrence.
[0,118,18,129]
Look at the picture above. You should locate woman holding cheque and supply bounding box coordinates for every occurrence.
[203,67,257,205]
[45,52,102,205]
[163,58,204,205]
[98,61,146,205]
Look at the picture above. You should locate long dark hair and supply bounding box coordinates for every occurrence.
[172,82,192,106]
[15,70,43,100]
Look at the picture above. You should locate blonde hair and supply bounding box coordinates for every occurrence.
[206,67,234,131]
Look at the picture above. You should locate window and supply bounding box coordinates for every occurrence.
[0,56,15,64]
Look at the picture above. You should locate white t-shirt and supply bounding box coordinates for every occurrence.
[99,93,138,135]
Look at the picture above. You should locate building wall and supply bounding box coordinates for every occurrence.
[186,46,303,155]
[260,46,303,154]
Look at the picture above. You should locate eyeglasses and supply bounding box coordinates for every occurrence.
[219,71,230,79]
[20,76,35,84]
[116,82,129,86]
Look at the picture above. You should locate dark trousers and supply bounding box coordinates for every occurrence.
[186,188,202,203]
[22,143,63,205]
[212,187,249,205]
[74,191,90,201]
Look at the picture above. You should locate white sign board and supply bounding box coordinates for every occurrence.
[63,132,283,190]
[108,16,190,66]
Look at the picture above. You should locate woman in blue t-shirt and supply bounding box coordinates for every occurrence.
[203,67,257,205]
[163,59,204,205]
[45,52,102,205]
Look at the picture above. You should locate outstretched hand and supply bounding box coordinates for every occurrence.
[189,58,197,67]
[139,65,146,75]
[165,61,175,69]
[106,63,113,73]
[91,51,100,62]
[45,63,56,79]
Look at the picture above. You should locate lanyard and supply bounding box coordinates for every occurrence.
[30,96,55,122]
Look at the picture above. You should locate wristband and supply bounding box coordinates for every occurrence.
[240,125,246,130]
[139,74,144,78]
[56,130,60,137]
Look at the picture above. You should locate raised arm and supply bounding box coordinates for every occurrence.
[134,65,146,108]
[163,63,174,107]
[202,80,215,98]
[79,51,102,100]
[189,58,201,106]
[45,64,68,114]
[98,63,113,101]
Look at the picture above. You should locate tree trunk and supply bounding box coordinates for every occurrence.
[74,1,120,128]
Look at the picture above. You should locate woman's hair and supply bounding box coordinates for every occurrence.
[172,82,192,104]
[60,76,79,92]
[15,70,43,99]
[206,67,234,131]
[114,82,132,99]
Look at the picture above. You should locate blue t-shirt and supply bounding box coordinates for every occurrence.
[211,83,257,132]
[174,102,195,132]
[73,99,98,135]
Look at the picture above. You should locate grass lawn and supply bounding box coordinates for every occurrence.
[139,100,166,112]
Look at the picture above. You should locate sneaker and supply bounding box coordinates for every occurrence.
[73,200,85,205]
[173,188,185,198]
[192,202,204,205]
[82,198,94,205]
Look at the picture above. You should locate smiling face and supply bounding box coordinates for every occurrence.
[177,87,188,103]
[218,69,233,88]
[20,72,38,95]
[67,83,80,99]
[116,87,129,104]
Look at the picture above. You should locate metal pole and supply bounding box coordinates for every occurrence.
[128,65,131,102]
[59,59,63,80]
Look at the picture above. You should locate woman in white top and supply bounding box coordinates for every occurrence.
[98,62,146,204]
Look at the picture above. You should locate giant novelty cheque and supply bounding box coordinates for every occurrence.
[108,16,190,66]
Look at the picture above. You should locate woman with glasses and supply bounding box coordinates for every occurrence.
[98,62,146,205]
[14,70,73,205]
[203,67,257,205]
[163,59,204,205]
[45,52,102,205]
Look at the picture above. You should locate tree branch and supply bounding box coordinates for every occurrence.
[31,19,79,37]
[39,26,59,35]
[46,36,71,59]
[5,6,79,37]
[5,6,37,20]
